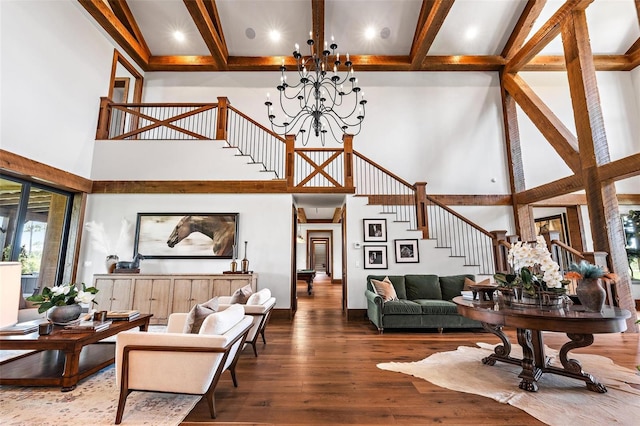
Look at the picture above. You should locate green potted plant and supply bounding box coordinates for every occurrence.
[27,283,98,324]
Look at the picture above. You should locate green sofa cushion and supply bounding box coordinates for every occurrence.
[405,275,441,300]
[382,300,422,315]
[439,274,475,301]
[413,299,459,315]
[367,275,407,300]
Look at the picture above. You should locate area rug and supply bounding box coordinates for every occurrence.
[378,343,640,426]
[0,364,199,426]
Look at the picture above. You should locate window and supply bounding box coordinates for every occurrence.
[0,176,73,295]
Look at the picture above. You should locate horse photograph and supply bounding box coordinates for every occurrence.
[134,213,238,258]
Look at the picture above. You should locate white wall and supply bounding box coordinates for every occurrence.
[78,193,293,307]
[1,0,117,178]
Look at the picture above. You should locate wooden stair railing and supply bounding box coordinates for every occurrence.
[421,191,497,275]
[353,151,417,226]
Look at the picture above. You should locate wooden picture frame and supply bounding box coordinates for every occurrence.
[394,239,419,263]
[364,245,388,269]
[134,213,238,259]
[363,218,387,242]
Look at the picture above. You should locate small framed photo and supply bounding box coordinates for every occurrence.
[394,239,419,263]
[363,218,387,242]
[364,246,388,269]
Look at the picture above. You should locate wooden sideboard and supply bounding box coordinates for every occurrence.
[92,273,258,324]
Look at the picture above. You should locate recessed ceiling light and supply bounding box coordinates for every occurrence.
[364,26,376,40]
[465,27,478,40]
[245,27,256,40]
[269,30,281,42]
[173,30,185,42]
[380,27,390,39]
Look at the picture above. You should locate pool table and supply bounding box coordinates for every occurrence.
[297,269,316,295]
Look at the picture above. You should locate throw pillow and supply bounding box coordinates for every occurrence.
[199,304,245,335]
[246,288,271,305]
[183,297,219,333]
[370,277,398,302]
[229,284,253,304]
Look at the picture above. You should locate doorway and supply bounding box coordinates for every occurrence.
[310,237,330,274]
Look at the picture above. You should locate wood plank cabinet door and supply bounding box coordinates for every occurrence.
[172,279,193,314]
[211,279,232,297]
[150,279,171,322]
[94,278,132,311]
[131,279,153,314]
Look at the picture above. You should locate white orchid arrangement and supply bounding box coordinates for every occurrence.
[27,283,99,314]
[495,235,568,296]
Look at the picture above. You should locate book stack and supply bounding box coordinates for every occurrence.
[63,320,112,333]
[0,320,39,335]
[106,310,140,321]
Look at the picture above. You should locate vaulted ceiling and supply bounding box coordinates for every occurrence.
[78,0,639,73]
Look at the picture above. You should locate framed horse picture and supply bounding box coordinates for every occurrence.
[133,213,239,259]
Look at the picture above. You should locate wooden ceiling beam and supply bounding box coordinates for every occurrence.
[521,55,631,71]
[183,0,228,69]
[501,0,547,60]
[410,0,455,70]
[311,0,325,55]
[107,0,151,56]
[298,208,308,223]
[502,73,582,174]
[331,208,342,223]
[515,174,584,205]
[77,0,149,70]
[598,152,640,182]
[506,0,593,73]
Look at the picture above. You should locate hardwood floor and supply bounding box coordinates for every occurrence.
[182,273,640,425]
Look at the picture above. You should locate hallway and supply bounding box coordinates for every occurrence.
[183,277,640,425]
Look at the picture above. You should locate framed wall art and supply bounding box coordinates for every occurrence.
[134,213,238,259]
[394,239,419,263]
[363,218,387,242]
[363,245,388,269]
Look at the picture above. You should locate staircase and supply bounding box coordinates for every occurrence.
[95,96,500,277]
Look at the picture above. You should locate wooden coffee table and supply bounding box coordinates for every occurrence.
[0,314,152,391]
[453,297,630,393]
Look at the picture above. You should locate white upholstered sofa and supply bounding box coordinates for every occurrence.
[217,288,276,357]
[114,304,253,424]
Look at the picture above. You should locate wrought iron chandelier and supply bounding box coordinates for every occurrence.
[265,34,367,145]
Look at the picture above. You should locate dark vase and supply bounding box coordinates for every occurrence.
[47,304,83,325]
[576,278,606,312]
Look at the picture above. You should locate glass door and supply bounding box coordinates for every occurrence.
[0,176,73,296]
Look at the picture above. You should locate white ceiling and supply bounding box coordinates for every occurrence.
[120,0,639,59]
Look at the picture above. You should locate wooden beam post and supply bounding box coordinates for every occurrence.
[215,97,229,140]
[96,97,113,140]
[490,230,509,273]
[499,74,537,241]
[414,182,429,239]
[565,205,586,252]
[285,134,296,190]
[342,134,354,190]
[562,10,637,331]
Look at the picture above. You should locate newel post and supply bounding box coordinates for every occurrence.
[342,134,354,190]
[490,230,508,273]
[216,97,229,140]
[414,182,429,239]
[285,134,296,190]
[96,97,113,140]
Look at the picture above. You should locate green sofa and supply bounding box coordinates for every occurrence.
[365,274,482,333]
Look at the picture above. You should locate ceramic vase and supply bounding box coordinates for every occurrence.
[105,255,119,273]
[47,304,83,325]
[241,241,249,273]
[576,278,606,312]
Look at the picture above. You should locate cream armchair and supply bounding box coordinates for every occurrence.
[218,288,276,357]
[114,304,253,424]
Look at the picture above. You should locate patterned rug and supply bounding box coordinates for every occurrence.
[378,343,640,426]
[0,341,199,425]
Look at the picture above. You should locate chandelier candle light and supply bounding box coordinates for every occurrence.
[265,33,366,145]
